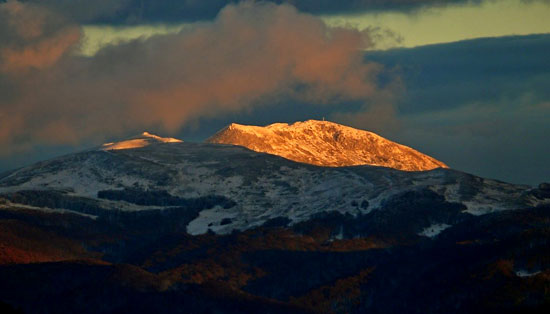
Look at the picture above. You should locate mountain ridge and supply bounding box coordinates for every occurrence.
[101,131,182,151]
[0,141,543,236]
[207,120,448,171]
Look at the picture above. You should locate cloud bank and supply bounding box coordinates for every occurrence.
[359,34,550,184]
[0,1,389,153]
[12,0,495,24]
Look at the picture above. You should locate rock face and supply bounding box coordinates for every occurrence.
[207,120,447,171]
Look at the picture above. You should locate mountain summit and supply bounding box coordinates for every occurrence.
[207,120,447,171]
[101,132,182,150]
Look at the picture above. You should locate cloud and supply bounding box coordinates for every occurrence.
[366,34,550,114]
[0,0,81,72]
[74,0,550,57]
[282,0,485,14]
[15,0,131,23]
[12,0,493,24]
[356,34,550,185]
[0,1,389,153]
[394,99,550,185]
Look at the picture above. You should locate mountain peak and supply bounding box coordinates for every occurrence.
[141,131,156,137]
[101,132,182,151]
[139,131,182,143]
[207,120,448,171]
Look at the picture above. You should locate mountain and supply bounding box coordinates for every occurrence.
[207,120,448,171]
[0,139,540,235]
[0,130,549,313]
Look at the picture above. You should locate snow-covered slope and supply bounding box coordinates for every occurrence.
[1,140,545,236]
[207,120,448,171]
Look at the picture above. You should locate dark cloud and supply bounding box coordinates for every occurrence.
[0,1,388,154]
[10,0,488,24]
[354,34,550,185]
[281,0,485,14]
[8,0,130,23]
[0,0,80,72]
[366,34,550,115]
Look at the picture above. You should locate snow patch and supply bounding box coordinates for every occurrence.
[418,223,451,238]
[0,201,98,219]
[515,269,541,277]
[186,207,236,235]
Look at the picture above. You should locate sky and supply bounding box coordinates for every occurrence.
[0,0,549,185]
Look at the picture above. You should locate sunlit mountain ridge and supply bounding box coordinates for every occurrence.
[207,120,448,171]
[101,132,182,150]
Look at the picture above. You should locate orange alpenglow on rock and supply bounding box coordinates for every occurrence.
[206,120,448,171]
[101,132,182,150]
